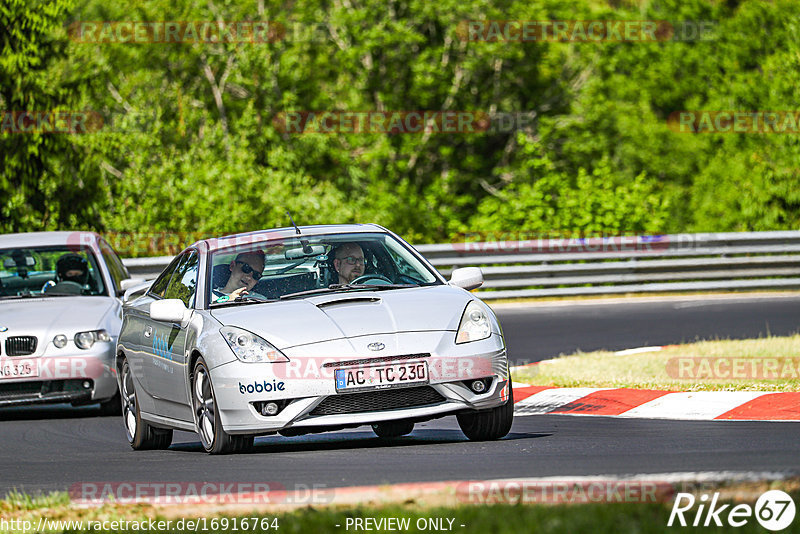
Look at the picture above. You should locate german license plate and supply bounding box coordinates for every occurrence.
[335,361,428,392]
[0,358,39,379]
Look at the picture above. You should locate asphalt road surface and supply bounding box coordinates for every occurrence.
[2,294,799,496]
[1,408,798,496]
[494,294,800,365]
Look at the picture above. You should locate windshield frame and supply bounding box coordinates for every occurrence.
[204,231,443,308]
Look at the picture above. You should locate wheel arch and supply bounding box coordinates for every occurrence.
[115,348,128,388]
[186,349,205,427]
[188,349,204,382]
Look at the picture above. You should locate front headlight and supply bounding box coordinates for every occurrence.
[74,329,111,350]
[220,326,289,363]
[455,301,492,344]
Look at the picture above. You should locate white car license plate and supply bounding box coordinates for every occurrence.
[0,358,39,379]
[335,361,428,392]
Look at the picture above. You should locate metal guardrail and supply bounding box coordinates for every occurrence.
[121,231,800,300]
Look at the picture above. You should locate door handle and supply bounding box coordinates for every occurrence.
[144,325,153,338]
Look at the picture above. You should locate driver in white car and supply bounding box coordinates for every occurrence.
[213,250,265,302]
[333,243,365,284]
[56,254,89,285]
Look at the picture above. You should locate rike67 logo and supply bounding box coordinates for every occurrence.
[668,490,796,531]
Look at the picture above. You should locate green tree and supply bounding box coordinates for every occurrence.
[0,0,103,231]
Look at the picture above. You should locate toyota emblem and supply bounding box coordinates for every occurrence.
[367,342,385,351]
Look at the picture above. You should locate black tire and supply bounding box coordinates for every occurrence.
[457,381,514,441]
[98,391,122,416]
[121,358,173,450]
[372,420,414,438]
[192,358,253,454]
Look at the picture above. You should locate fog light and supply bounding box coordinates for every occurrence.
[262,402,279,416]
[470,380,487,393]
[82,381,92,389]
[53,335,67,348]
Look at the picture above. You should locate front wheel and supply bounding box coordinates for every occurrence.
[192,358,253,454]
[457,381,514,441]
[121,358,172,450]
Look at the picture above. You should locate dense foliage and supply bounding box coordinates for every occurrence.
[2,0,798,253]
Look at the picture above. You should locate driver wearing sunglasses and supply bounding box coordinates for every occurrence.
[214,250,265,302]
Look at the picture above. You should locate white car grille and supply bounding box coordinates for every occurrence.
[310,385,445,416]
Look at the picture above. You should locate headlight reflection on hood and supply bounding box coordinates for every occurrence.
[220,326,289,363]
[455,301,492,344]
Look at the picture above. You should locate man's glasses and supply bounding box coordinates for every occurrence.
[337,256,365,266]
[235,261,263,280]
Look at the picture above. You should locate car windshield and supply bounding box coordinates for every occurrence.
[0,245,107,298]
[208,232,441,305]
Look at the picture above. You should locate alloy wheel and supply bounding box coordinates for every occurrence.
[121,361,137,442]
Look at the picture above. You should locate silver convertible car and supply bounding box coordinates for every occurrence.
[0,231,135,411]
[117,224,513,453]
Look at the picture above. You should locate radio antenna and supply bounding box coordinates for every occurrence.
[287,212,302,235]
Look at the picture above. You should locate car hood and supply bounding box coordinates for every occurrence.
[209,285,473,349]
[0,296,118,337]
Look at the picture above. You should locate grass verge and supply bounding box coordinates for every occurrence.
[2,490,800,534]
[512,335,800,391]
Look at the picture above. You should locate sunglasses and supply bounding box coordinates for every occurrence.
[235,261,263,280]
[337,256,365,266]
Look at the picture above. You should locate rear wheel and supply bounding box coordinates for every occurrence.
[192,358,253,454]
[372,420,414,438]
[457,381,514,441]
[121,358,173,450]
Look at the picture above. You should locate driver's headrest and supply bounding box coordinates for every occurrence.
[211,263,232,289]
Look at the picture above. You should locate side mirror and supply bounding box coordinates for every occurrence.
[121,280,152,302]
[120,278,146,291]
[449,267,483,291]
[150,299,191,327]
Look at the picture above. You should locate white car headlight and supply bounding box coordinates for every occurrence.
[455,301,492,344]
[220,326,289,363]
[74,329,111,350]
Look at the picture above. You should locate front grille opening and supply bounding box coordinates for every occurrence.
[0,379,93,399]
[5,336,37,356]
[310,386,446,416]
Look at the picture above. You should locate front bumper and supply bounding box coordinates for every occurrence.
[209,336,509,435]
[0,341,118,407]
